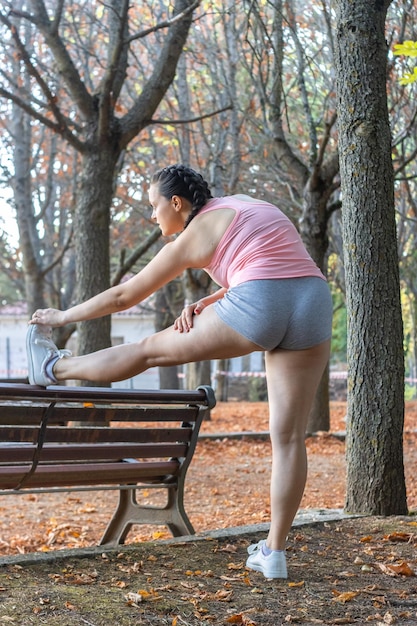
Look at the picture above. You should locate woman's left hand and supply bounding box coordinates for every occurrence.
[174,301,205,333]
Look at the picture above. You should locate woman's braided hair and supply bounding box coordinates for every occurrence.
[151,164,213,228]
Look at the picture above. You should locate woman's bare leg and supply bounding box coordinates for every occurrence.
[52,306,260,382]
[264,340,331,550]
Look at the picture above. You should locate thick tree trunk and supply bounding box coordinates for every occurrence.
[334,0,407,514]
[12,103,44,314]
[183,269,213,389]
[154,286,181,390]
[75,148,117,385]
[300,179,334,433]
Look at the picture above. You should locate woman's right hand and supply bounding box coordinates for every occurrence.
[29,308,67,327]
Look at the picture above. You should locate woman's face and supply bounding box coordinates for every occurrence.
[148,184,185,237]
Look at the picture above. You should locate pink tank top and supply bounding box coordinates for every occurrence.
[199,196,325,288]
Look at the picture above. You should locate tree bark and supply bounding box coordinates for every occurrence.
[75,147,117,384]
[334,0,407,514]
[300,154,339,433]
[154,283,183,390]
[183,269,212,390]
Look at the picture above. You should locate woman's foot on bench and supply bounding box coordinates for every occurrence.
[26,324,71,386]
[246,540,288,579]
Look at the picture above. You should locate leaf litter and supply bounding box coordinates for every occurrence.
[0,402,416,624]
[0,517,416,625]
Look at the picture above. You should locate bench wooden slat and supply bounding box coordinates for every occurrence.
[0,442,188,463]
[0,425,193,444]
[0,459,180,489]
[0,383,215,406]
[0,405,200,425]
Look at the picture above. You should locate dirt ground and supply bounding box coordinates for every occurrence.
[0,516,416,625]
[0,401,416,625]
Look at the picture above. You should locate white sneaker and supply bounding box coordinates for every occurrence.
[26,324,71,386]
[246,540,288,579]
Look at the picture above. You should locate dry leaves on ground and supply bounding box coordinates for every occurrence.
[1,517,416,625]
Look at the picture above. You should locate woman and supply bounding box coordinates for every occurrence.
[27,164,332,579]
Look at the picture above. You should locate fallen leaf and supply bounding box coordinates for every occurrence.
[332,590,359,603]
[214,589,233,601]
[383,532,412,543]
[125,591,143,606]
[64,601,77,610]
[377,561,415,577]
[220,544,238,553]
[152,531,167,540]
[288,581,305,587]
[361,564,374,572]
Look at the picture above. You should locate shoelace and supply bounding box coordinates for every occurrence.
[247,540,264,555]
[34,335,72,358]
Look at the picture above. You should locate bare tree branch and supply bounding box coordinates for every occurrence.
[119,0,198,147]
[150,104,233,125]
[98,0,130,143]
[127,0,201,43]
[0,10,84,142]
[11,0,96,119]
[0,85,86,152]
[40,227,73,278]
[112,226,162,286]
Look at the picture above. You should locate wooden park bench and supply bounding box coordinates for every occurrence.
[0,382,215,547]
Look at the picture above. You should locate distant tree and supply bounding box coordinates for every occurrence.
[241,0,340,430]
[393,40,417,85]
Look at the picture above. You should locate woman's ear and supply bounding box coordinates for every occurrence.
[171,195,182,212]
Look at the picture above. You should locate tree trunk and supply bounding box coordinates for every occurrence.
[10,8,44,316]
[300,174,336,433]
[215,359,230,402]
[154,286,181,390]
[75,148,117,385]
[182,270,213,390]
[12,102,44,314]
[334,0,407,514]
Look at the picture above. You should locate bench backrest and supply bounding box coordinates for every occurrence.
[0,383,215,492]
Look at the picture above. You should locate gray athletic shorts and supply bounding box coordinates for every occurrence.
[214,277,333,351]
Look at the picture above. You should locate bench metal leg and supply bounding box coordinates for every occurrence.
[99,483,195,546]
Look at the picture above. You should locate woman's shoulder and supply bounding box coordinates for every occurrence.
[203,194,276,209]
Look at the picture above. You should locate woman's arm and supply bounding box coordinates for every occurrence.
[29,209,230,328]
[30,238,194,327]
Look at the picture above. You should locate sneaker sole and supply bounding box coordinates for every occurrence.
[246,550,288,579]
[246,562,288,579]
[26,324,37,385]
